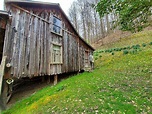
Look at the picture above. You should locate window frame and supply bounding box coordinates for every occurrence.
[50,43,63,64]
[51,15,62,36]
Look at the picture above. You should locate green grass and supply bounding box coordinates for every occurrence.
[3,31,152,114]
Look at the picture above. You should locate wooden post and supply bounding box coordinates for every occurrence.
[0,56,7,95]
[54,75,58,85]
[47,76,50,84]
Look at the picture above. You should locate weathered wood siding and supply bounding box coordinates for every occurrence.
[3,3,93,79]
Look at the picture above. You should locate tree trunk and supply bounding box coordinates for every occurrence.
[106,14,111,35]
[100,17,105,38]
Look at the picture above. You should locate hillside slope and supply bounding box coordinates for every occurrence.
[3,31,152,114]
[93,29,152,49]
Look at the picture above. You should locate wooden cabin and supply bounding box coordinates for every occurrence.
[0,0,94,108]
[3,0,95,77]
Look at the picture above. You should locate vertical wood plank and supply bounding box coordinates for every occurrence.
[23,13,30,76]
[33,17,38,76]
[35,19,40,75]
[43,18,47,75]
[12,9,20,77]
[19,11,26,77]
[28,15,34,77]
[15,9,22,78]
[46,22,50,75]
[40,21,44,75]
[24,13,32,76]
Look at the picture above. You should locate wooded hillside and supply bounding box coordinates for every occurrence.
[68,0,152,46]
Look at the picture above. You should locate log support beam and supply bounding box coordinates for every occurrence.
[54,75,58,85]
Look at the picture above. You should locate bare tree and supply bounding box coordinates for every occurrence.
[68,0,117,45]
[68,1,79,32]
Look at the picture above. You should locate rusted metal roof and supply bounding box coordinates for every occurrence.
[5,0,95,51]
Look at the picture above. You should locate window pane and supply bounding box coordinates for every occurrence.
[52,16,62,35]
[53,16,61,27]
[53,45,60,50]
[53,25,61,34]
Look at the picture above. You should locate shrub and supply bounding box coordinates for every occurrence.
[123,47,127,50]
[112,48,115,51]
[142,43,146,47]
[132,45,135,49]
[99,50,104,53]
[95,57,98,60]
[136,44,140,49]
[94,53,99,57]
[109,49,113,53]
[115,48,122,51]
[105,49,113,53]
[123,50,129,55]
[105,50,109,53]
[115,48,119,51]
[132,44,140,49]
[99,55,102,58]
[127,46,131,49]
[131,45,136,49]
[111,52,114,55]
[119,48,123,51]
[149,42,152,45]
[130,49,137,54]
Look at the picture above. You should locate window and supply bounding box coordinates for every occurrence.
[52,16,62,35]
[51,44,62,64]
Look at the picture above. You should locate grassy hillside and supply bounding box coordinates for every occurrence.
[98,30,152,50]
[3,31,152,114]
